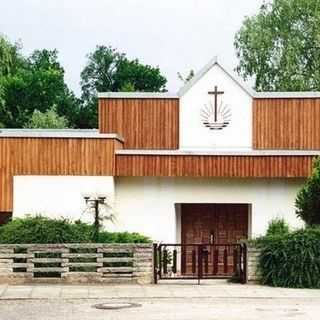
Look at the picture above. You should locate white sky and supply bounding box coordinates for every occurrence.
[0,0,263,95]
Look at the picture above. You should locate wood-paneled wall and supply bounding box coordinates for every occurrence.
[116,155,314,177]
[253,98,320,149]
[99,98,179,149]
[0,137,122,212]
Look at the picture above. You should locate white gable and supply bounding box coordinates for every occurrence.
[179,60,253,150]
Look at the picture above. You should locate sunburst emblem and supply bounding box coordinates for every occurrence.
[200,85,232,130]
[201,101,232,130]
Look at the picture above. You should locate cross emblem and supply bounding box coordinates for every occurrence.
[208,86,224,122]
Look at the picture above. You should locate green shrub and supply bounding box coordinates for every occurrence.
[295,157,320,226]
[258,227,320,288]
[0,216,151,244]
[265,218,290,237]
[98,231,151,243]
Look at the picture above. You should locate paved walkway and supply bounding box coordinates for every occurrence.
[0,281,320,300]
[1,282,320,320]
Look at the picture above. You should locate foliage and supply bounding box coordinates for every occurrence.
[0,216,92,244]
[80,45,167,127]
[234,0,320,91]
[0,46,80,128]
[0,216,151,244]
[265,217,290,236]
[0,35,24,77]
[119,82,136,92]
[257,227,320,288]
[98,231,151,243]
[0,36,168,129]
[295,157,320,225]
[177,69,195,84]
[0,84,5,128]
[24,106,69,129]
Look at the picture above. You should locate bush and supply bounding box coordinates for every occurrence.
[0,216,151,244]
[295,157,320,226]
[98,231,151,243]
[265,218,290,237]
[24,106,70,129]
[258,227,320,288]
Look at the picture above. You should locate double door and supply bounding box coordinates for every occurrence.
[181,203,248,276]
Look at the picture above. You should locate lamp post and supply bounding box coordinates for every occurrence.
[83,194,107,242]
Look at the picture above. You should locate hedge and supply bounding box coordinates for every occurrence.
[257,227,320,288]
[0,216,151,244]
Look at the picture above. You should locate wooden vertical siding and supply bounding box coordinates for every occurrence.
[99,98,179,149]
[0,137,122,212]
[115,154,314,177]
[253,98,320,149]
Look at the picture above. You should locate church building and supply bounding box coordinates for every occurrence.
[0,58,319,244]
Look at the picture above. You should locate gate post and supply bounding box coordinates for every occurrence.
[240,243,248,284]
[153,243,158,284]
[197,245,203,285]
[242,243,248,284]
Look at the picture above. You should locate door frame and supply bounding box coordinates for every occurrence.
[175,203,252,244]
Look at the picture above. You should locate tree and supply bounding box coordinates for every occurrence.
[295,157,320,225]
[234,0,320,91]
[24,106,69,129]
[0,84,5,128]
[0,48,80,128]
[80,45,167,128]
[0,35,24,77]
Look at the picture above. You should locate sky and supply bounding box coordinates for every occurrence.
[0,0,263,96]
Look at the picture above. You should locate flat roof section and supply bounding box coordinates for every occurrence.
[0,129,124,142]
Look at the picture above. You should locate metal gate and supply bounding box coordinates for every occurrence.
[153,243,247,284]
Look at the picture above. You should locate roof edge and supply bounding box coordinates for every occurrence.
[0,129,124,142]
[177,56,256,97]
[254,92,320,99]
[116,149,320,156]
[98,92,179,99]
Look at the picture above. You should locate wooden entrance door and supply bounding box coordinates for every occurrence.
[180,203,249,275]
[181,203,248,245]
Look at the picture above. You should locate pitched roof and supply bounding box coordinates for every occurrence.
[177,56,255,97]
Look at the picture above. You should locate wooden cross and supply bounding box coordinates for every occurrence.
[208,86,224,122]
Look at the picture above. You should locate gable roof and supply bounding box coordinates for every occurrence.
[177,56,255,97]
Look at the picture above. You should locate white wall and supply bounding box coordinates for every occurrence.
[179,64,252,150]
[13,176,305,242]
[114,177,305,242]
[13,176,115,225]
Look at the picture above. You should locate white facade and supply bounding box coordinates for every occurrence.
[114,177,304,242]
[13,176,305,242]
[13,176,115,225]
[179,63,252,150]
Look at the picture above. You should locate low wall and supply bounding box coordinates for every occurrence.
[0,243,153,284]
[247,245,261,282]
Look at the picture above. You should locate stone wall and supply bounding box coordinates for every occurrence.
[0,243,153,284]
[247,245,261,282]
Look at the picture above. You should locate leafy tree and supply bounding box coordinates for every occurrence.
[0,85,5,128]
[295,157,320,225]
[0,45,80,128]
[24,106,69,129]
[80,45,167,127]
[234,0,320,91]
[0,35,24,76]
